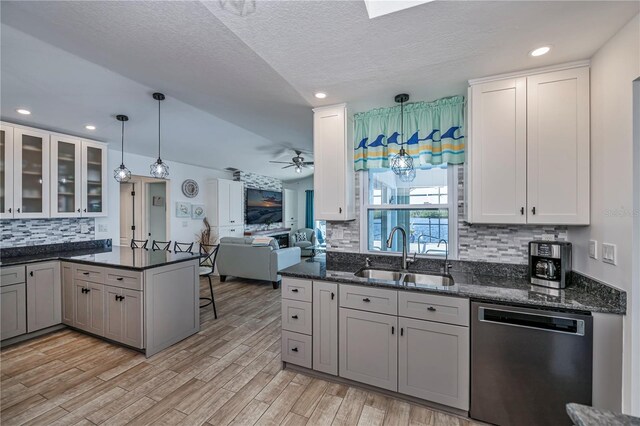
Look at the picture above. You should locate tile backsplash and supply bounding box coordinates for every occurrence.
[325,168,568,265]
[0,218,95,249]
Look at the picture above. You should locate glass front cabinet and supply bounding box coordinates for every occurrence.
[1,122,108,219]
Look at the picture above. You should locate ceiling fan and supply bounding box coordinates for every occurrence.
[270,150,314,174]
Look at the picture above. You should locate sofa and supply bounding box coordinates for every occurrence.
[293,228,316,256]
[216,237,301,288]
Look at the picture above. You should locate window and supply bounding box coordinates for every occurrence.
[362,166,457,258]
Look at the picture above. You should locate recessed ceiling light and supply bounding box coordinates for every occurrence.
[85,125,96,130]
[16,108,31,115]
[314,92,327,99]
[529,46,551,57]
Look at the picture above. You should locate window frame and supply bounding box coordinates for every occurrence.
[359,165,459,259]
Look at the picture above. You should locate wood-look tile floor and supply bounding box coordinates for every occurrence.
[1,277,481,426]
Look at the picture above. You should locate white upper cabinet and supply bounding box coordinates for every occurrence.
[527,67,590,224]
[50,134,82,217]
[14,128,50,219]
[0,125,14,219]
[313,104,356,221]
[466,65,590,225]
[468,78,527,224]
[206,178,244,227]
[81,140,108,217]
[284,188,297,223]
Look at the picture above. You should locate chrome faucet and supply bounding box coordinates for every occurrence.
[386,226,415,270]
[437,239,452,275]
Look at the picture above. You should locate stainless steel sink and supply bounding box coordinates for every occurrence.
[403,273,455,286]
[354,268,404,282]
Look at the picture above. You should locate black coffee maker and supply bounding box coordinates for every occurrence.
[529,241,572,289]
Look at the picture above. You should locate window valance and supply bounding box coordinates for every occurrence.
[354,95,465,171]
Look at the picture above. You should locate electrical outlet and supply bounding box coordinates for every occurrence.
[589,240,598,259]
[98,224,108,233]
[602,243,616,265]
[540,234,555,241]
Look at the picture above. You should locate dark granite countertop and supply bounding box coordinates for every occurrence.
[280,256,626,315]
[1,246,200,271]
[567,403,640,425]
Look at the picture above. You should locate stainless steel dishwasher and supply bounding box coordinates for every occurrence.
[470,302,593,426]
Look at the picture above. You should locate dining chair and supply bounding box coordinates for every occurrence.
[130,239,148,249]
[199,244,219,319]
[173,241,194,253]
[152,240,172,251]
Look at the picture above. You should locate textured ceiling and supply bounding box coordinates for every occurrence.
[1,0,638,180]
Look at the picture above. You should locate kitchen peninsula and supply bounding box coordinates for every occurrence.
[0,241,200,357]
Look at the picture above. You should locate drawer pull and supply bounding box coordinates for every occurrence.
[427,306,437,312]
[115,295,125,301]
[291,288,299,293]
[291,347,298,352]
[291,315,298,319]
[363,298,371,302]
[82,287,91,294]
[116,277,124,281]
[82,272,90,275]
[400,327,404,336]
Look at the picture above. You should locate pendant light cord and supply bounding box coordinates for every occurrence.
[400,100,404,150]
[157,99,161,159]
[120,120,125,165]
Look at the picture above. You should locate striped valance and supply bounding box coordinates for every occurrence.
[354,96,465,171]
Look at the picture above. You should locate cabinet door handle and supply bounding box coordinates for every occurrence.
[291,347,298,352]
[427,306,436,312]
[83,272,90,275]
[291,315,298,319]
[331,292,335,300]
[391,326,395,335]
[85,288,91,293]
[532,207,536,215]
[8,208,11,213]
[339,207,342,214]
[520,207,524,215]
[17,208,20,213]
[116,277,124,281]
[83,208,87,213]
[362,298,370,303]
[29,271,34,277]
[291,288,299,293]
[400,328,404,336]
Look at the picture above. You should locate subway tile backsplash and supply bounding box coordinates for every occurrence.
[0,218,95,249]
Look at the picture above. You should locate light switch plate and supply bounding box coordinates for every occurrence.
[602,243,616,265]
[98,224,108,233]
[589,240,598,259]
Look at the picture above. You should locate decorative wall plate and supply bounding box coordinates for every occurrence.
[182,179,199,198]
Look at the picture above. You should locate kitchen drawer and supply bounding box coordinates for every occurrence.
[339,284,397,315]
[282,278,312,302]
[105,269,142,291]
[282,299,312,335]
[75,265,104,283]
[1,266,25,286]
[398,292,469,327]
[281,330,312,369]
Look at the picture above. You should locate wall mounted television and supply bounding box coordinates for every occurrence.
[245,188,283,225]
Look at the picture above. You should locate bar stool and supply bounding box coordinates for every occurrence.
[173,241,194,253]
[199,244,219,319]
[130,239,148,249]
[152,240,172,251]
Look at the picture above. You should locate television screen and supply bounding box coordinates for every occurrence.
[245,189,283,225]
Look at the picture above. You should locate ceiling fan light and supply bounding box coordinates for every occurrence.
[295,166,302,174]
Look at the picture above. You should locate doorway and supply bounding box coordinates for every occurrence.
[119,175,170,246]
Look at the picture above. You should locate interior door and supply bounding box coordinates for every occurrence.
[527,67,590,224]
[0,125,14,219]
[51,136,82,217]
[14,128,50,218]
[469,78,527,224]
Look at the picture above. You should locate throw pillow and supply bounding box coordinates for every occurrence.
[295,232,308,242]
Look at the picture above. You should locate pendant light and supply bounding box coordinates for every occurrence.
[150,92,169,179]
[113,115,131,183]
[390,93,415,182]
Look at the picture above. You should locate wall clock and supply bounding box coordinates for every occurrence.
[181,179,199,198]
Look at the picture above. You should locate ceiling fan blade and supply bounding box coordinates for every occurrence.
[269,161,293,164]
[282,165,295,169]
[302,162,314,165]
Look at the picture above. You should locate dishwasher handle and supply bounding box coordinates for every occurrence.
[478,307,586,336]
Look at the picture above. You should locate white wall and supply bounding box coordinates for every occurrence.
[283,176,314,228]
[95,149,231,245]
[567,13,640,414]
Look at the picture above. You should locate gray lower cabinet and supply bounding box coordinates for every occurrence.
[74,280,105,336]
[339,308,398,391]
[398,317,470,410]
[1,283,27,340]
[61,263,74,325]
[105,285,143,349]
[313,281,338,375]
[26,261,61,332]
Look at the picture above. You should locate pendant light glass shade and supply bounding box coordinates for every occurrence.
[390,93,415,182]
[113,115,131,183]
[150,92,169,179]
